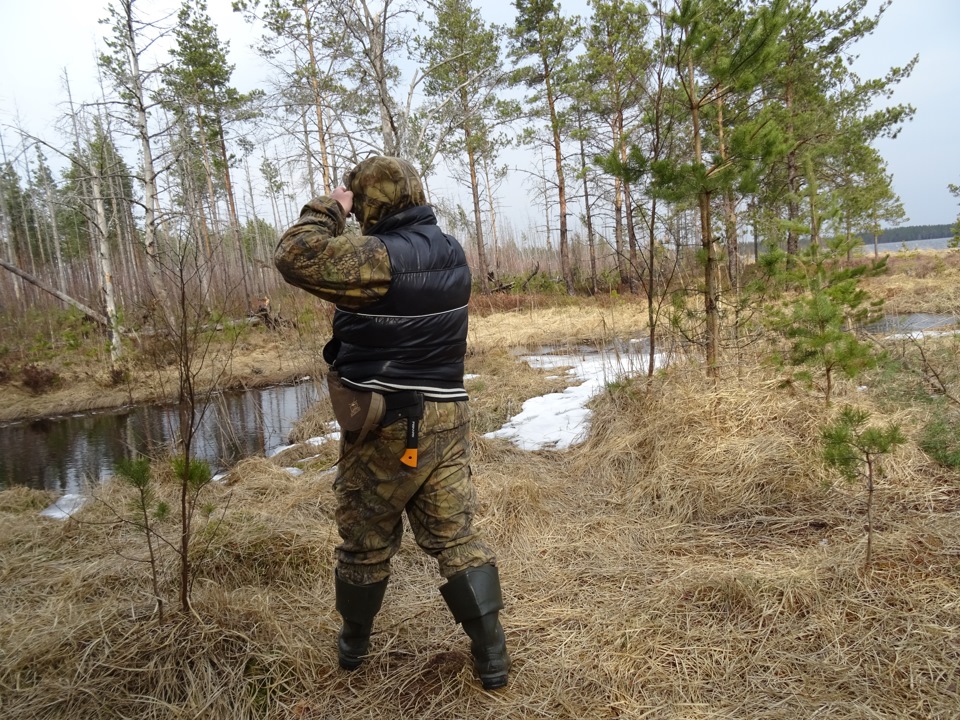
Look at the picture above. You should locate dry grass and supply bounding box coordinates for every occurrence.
[469,296,650,352]
[862,249,960,315]
[2,327,959,719]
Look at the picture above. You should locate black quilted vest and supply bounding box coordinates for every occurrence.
[323,205,470,401]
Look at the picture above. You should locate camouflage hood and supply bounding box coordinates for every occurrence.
[343,156,427,233]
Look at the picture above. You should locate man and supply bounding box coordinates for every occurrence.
[274,155,510,690]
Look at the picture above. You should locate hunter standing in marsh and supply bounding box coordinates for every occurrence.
[274,155,510,690]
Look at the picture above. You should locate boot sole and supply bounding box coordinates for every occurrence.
[339,656,364,671]
[481,673,509,690]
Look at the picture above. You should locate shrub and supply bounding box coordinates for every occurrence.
[109,365,129,386]
[21,363,62,394]
[919,407,960,469]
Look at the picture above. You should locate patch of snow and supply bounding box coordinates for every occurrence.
[39,494,86,520]
[284,467,304,476]
[268,443,296,457]
[211,472,228,483]
[887,329,960,341]
[484,351,663,451]
[463,374,480,380]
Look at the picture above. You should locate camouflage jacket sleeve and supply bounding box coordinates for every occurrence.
[274,197,391,308]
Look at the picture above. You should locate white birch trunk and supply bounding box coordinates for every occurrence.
[91,170,123,364]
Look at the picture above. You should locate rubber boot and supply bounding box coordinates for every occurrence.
[335,574,388,670]
[440,564,511,690]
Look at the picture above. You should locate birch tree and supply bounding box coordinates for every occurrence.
[100,0,174,318]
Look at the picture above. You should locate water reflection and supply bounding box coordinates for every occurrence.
[0,381,321,494]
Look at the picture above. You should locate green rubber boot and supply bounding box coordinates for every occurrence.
[440,565,511,690]
[335,574,388,670]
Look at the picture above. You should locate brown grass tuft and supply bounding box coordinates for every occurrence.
[0,487,56,514]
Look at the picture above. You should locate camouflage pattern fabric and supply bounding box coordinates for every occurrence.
[273,156,427,308]
[343,156,426,233]
[274,196,391,309]
[333,400,496,586]
[276,155,494,586]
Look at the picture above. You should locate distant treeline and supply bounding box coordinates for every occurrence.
[861,225,954,244]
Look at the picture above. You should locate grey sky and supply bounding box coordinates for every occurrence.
[0,0,956,230]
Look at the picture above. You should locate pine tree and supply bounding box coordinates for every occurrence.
[766,0,915,256]
[419,0,512,293]
[657,0,787,376]
[765,236,886,405]
[510,0,581,295]
[165,0,262,301]
[579,0,650,291]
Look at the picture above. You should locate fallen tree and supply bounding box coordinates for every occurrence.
[0,257,115,330]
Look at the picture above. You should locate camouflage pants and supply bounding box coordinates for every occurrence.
[333,399,496,586]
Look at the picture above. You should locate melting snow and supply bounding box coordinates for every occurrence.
[39,493,86,520]
[484,349,661,451]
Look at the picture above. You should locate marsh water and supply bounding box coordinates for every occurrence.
[0,381,321,494]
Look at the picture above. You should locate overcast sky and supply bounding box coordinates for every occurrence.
[0,0,956,231]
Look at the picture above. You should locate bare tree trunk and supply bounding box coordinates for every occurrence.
[481,155,501,274]
[687,57,719,376]
[301,110,317,197]
[544,65,573,294]
[216,115,251,303]
[577,128,597,295]
[618,113,639,295]
[91,169,123,364]
[43,174,66,290]
[302,2,333,192]
[463,117,489,293]
[16,155,40,282]
[0,136,24,302]
[118,1,172,317]
[646,196,658,377]
[624,180,639,294]
[244,156,267,294]
[181,149,211,311]
[349,0,398,155]
[610,122,625,286]
[716,98,740,292]
[785,80,800,256]
[809,181,821,249]
[21,155,49,271]
[195,110,224,301]
[700,190,719,375]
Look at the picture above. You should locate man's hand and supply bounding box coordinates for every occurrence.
[331,186,354,216]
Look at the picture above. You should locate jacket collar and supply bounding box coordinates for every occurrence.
[366,205,437,236]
